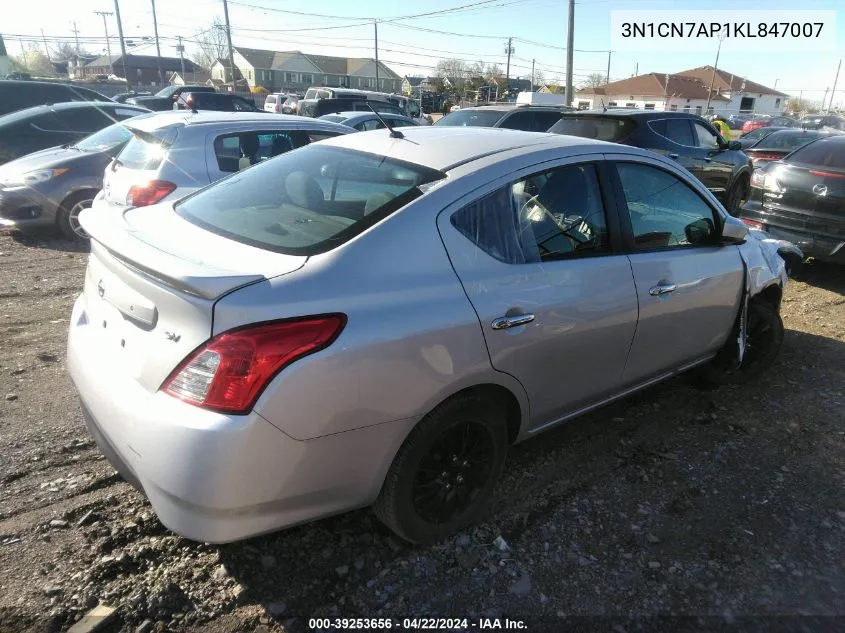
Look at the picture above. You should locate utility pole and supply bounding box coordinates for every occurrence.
[822,87,829,111]
[40,29,51,60]
[606,50,611,85]
[150,0,165,87]
[113,0,129,85]
[374,20,379,91]
[705,32,726,114]
[774,78,779,90]
[828,59,841,113]
[177,36,186,80]
[222,0,236,92]
[530,58,535,92]
[94,11,114,77]
[72,22,81,55]
[504,37,514,95]
[564,0,574,107]
[634,62,638,76]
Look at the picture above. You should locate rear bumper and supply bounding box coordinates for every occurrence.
[67,293,412,543]
[0,187,60,229]
[740,201,845,264]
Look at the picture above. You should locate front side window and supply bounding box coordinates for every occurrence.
[451,163,610,264]
[616,162,718,250]
[176,145,444,255]
[694,122,720,149]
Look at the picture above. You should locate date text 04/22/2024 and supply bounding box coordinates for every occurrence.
[307,618,528,630]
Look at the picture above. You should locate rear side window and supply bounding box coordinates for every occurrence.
[662,118,696,146]
[175,145,444,255]
[213,130,311,172]
[266,95,277,104]
[549,116,636,141]
[451,163,610,264]
[118,124,181,170]
[785,138,845,169]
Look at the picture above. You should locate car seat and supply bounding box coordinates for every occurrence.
[238,134,260,171]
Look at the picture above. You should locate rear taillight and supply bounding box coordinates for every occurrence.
[809,169,845,179]
[162,315,346,414]
[127,180,177,207]
[749,152,783,162]
[742,218,766,230]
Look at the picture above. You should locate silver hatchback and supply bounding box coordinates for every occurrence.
[90,111,351,214]
[69,127,792,545]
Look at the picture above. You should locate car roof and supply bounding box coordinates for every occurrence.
[122,110,350,133]
[561,109,701,119]
[318,125,644,171]
[0,101,148,123]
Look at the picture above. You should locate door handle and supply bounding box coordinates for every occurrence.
[491,313,535,330]
[649,284,677,297]
[668,153,679,159]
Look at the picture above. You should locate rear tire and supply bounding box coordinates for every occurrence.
[56,192,94,241]
[373,392,509,544]
[698,298,784,386]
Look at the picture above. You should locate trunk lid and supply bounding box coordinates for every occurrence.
[763,162,845,238]
[78,203,306,391]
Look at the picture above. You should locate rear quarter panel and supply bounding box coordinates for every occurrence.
[212,182,530,442]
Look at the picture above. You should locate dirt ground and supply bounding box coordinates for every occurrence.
[0,228,843,633]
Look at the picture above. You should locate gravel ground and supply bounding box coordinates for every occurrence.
[0,228,843,633]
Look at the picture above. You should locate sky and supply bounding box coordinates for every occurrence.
[2,0,844,107]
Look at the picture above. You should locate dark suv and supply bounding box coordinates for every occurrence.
[0,80,110,116]
[549,110,753,213]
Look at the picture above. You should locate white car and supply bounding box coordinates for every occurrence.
[90,111,351,218]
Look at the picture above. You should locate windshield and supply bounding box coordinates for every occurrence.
[755,131,824,151]
[436,109,505,127]
[175,145,445,256]
[549,116,637,142]
[74,122,133,152]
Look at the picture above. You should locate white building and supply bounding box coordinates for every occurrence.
[575,68,788,116]
[676,66,788,115]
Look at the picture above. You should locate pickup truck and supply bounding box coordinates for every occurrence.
[175,92,262,112]
[127,85,215,111]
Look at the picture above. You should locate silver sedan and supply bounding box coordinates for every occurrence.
[68,126,793,544]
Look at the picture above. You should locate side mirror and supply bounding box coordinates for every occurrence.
[684,218,716,245]
[727,140,742,151]
[721,215,749,244]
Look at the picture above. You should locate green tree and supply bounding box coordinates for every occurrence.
[14,44,55,77]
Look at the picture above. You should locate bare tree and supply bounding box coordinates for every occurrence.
[786,97,820,114]
[192,17,228,70]
[14,44,56,77]
[484,63,504,85]
[532,68,546,89]
[580,72,606,89]
[436,58,468,82]
[52,41,89,61]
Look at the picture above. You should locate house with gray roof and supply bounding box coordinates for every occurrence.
[225,47,401,93]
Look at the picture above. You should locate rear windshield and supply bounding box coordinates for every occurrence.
[785,138,845,169]
[117,124,182,170]
[175,145,445,255]
[548,116,637,141]
[754,131,823,151]
[436,110,505,127]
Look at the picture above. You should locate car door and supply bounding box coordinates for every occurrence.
[692,120,733,196]
[609,159,744,384]
[647,117,705,180]
[437,159,639,428]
